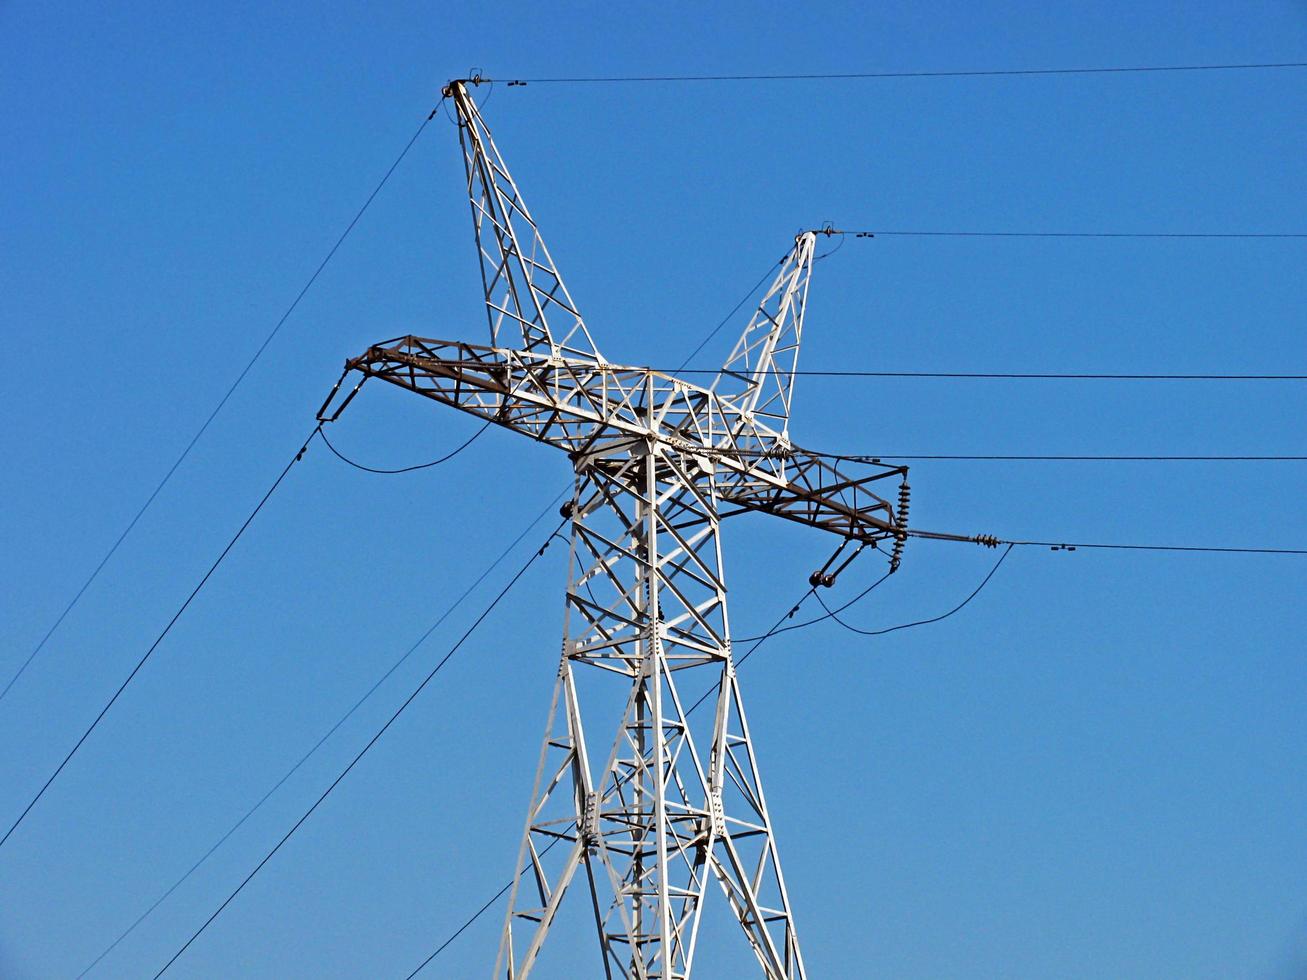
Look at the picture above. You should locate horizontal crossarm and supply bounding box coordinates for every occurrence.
[716,451,902,542]
[318,335,904,545]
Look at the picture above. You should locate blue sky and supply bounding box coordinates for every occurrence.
[3,2,1306,977]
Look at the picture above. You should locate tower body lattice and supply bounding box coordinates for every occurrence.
[319,80,908,978]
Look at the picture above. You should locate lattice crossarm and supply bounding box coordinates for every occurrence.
[322,336,758,462]
[713,451,904,544]
[323,336,629,454]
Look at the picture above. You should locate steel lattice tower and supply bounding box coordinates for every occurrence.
[319,80,910,979]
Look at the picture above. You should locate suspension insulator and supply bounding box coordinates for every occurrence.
[889,538,905,573]
[889,479,910,572]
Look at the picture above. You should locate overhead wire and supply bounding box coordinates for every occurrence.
[317,420,492,473]
[496,61,1307,84]
[828,454,1307,462]
[74,489,568,977]
[904,529,1307,556]
[852,229,1307,239]
[836,229,1307,239]
[150,521,566,978]
[736,566,895,643]
[1,109,439,708]
[402,872,521,979]
[1007,539,1307,556]
[815,545,1015,636]
[673,258,784,371]
[0,427,320,853]
[668,368,1307,380]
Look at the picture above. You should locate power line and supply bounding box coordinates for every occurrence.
[495,61,1307,85]
[737,568,895,643]
[74,490,566,978]
[674,258,784,371]
[150,523,565,979]
[318,420,491,473]
[828,454,1307,463]
[403,870,525,979]
[1,112,436,708]
[1011,540,1307,556]
[0,428,319,853]
[669,368,1307,380]
[815,545,1015,636]
[845,229,1307,239]
[906,529,1307,556]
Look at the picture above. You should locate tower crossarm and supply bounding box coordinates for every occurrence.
[319,334,904,545]
[713,450,902,543]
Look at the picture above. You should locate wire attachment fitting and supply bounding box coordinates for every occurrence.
[809,537,867,588]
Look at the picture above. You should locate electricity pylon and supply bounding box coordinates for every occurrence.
[319,79,909,979]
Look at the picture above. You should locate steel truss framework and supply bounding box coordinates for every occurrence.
[319,80,909,979]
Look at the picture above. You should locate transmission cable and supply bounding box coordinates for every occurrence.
[495,61,1307,85]
[150,521,565,978]
[667,368,1307,381]
[815,545,1015,636]
[403,867,527,979]
[828,454,1307,462]
[0,428,320,853]
[1,111,438,708]
[1009,539,1307,556]
[674,258,784,371]
[75,490,566,978]
[318,420,492,473]
[843,228,1307,240]
[904,528,1307,556]
[735,567,895,643]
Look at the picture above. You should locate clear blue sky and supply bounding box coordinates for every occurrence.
[3,2,1306,977]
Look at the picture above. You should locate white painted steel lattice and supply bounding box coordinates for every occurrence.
[318,80,909,979]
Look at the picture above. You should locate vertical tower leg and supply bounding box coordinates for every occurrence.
[496,448,806,979]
